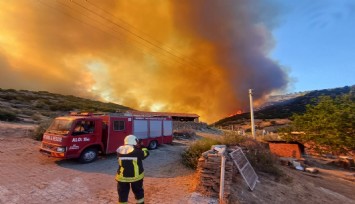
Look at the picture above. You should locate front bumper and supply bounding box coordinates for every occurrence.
[39,143,66,158]
[39,148,65,158]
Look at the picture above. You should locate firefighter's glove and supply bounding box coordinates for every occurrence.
[134,139,143,149]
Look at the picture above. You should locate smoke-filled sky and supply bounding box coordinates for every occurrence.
[0,0,289,122]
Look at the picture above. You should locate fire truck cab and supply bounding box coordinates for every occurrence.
[40,112,173,163]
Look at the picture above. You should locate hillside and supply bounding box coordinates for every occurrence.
[1,86,354,126]
[0,89,132,123]
[214,85,354,127]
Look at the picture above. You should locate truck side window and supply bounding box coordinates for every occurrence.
[113,120,125,131]
[83,121,95,133]
[73,120,94,135]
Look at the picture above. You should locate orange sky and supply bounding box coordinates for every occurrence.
[0,0,288,123]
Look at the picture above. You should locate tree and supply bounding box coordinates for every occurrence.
[281,93,354,154]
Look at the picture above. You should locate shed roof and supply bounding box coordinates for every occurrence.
[266,140,304,146]
[126,110,199,118]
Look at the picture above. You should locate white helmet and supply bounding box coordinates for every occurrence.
[124,135,137,145]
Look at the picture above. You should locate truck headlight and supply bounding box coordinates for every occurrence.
[56,147,66,152]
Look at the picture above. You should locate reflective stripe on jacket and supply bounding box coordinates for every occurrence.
[115,146,149,182]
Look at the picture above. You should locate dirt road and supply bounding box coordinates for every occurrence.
[0,122,215,204]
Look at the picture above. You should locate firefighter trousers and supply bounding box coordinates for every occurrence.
[117,179,144,204]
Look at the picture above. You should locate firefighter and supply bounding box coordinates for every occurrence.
[115,134,149,204]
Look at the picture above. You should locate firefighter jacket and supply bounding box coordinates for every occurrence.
[115,145,149,182]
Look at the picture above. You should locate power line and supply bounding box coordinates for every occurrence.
[71,0,200,68]
[86,2,213,75]
[37,0,213,73]
[85,0,189,58]
[37,0,186,69]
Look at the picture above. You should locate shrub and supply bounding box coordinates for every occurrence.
[5,89,17,93]
[34,101,47,109]
[0,94,17,100]
[173,129,196,140]
[22,110,35,116]
[181,132,245,169]
[0,109,19,122]
[41,111,55,117]
[49,104,73,111]
[221,131,246,146]
[31,113,43,121]
[181,138,219,169]
[32,119,53,141]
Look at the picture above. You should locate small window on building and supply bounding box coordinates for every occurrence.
[113,120,125,131]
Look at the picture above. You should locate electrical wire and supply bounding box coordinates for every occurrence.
[39,0,211,72]
[36,0,187,69]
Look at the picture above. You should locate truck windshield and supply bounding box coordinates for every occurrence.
[46,119,73,135]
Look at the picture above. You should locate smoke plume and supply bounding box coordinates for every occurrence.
[0,0,288,122]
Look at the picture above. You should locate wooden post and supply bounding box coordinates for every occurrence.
[219,154,226,204]
[249,89,256,139]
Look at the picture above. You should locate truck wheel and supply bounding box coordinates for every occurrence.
[79,148,98,163]
[148,140,158,150]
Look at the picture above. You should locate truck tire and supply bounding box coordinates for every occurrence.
[79,148,98,163]
[148,140,158,150]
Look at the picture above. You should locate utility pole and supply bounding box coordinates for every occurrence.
[249,89,256,139]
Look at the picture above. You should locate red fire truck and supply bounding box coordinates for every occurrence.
[40,112,173,163]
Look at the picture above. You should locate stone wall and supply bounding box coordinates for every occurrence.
[196,146,234,202]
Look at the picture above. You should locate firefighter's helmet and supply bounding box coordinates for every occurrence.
[124,135,137,145]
